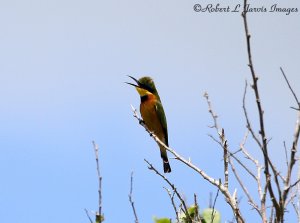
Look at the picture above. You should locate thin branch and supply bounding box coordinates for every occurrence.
[220,129,229,189]
[280,67,300,109]
[241,0,281,218]
[85,209,94,223]
[129,172,139,223]
[204,91,219,130]
[295,125,300,223]
[241,81,276,207]
[229,156,262,214]
[242,81,263,149]
[211,188,220,223]
[194,194,201,222]
[290,169,300,222]
[282,69,300,206]
[240,133,268,221]
[239,132,256,166]
[204,93,229,188]
[284,141,289,175]
[92,141,103,222]
[208,134,222,147]
[144,159,192,222]
[230,150,257,180]
[206,93,258,186]
[285,178,300,201]
[165,187,179,222]
[239,143,261,179]
[286,186,298,207]
[242,81,282,187]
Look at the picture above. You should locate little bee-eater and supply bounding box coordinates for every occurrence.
[127,76,171,173]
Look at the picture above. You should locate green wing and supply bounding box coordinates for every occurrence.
[155,101,169,146]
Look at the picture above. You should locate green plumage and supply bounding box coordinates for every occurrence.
[127,76,171,173]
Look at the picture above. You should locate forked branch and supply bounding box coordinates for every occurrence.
[131,106,245,223]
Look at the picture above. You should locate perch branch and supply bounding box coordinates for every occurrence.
[131,106,245,223]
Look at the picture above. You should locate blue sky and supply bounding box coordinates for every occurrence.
[0,0,299,222]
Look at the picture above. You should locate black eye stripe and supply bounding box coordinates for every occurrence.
[140,83,154,93]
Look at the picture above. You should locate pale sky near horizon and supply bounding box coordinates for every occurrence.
[0,0,299,222]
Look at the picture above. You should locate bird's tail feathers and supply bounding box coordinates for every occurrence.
[163,160,171,173]
[160,148,171,173]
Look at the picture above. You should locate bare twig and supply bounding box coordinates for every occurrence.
[85,209,94,223]
[229,157,260,213]
[284,141,289,174]
[285,179,300,198]
[165,187,179,222]
[282,69,300,208]
[144,159,192,222]
[230,150,257,180]
[220,129,229,189]
[240,131,268,221]
[296,164,300,222]
[243,80,283,190]
[194,194,201,222]
[92,141,103,222]
[290,170,300,222]
[242,0,281,219]
[204,91,219,130]
[205,92,265,219]
[280,68,300,221]
[129,172,139,223]
[204,93,229,188]
[242,81,263,149]
[211,188,220,223]
[280,67,300,109]
[286,186,300,212]
[241,80,278,207]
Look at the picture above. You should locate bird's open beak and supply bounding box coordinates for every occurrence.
[125,75,140,88]
[126,75,152,96]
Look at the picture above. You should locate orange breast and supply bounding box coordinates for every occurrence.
[140,95,166,144]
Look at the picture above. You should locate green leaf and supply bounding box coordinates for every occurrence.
[202,208,221,223]
[153,217,171,223]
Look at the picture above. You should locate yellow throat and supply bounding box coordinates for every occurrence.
[135,87,152,97]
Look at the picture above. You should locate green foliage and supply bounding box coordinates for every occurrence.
[155,205,221,223]
[153,217,171,223]
[179,205,199,222]
[201,208,221,223]
[187,205,198,219]
[95,214,104,223]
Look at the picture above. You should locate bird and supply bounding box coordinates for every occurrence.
[127,76,171,173]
